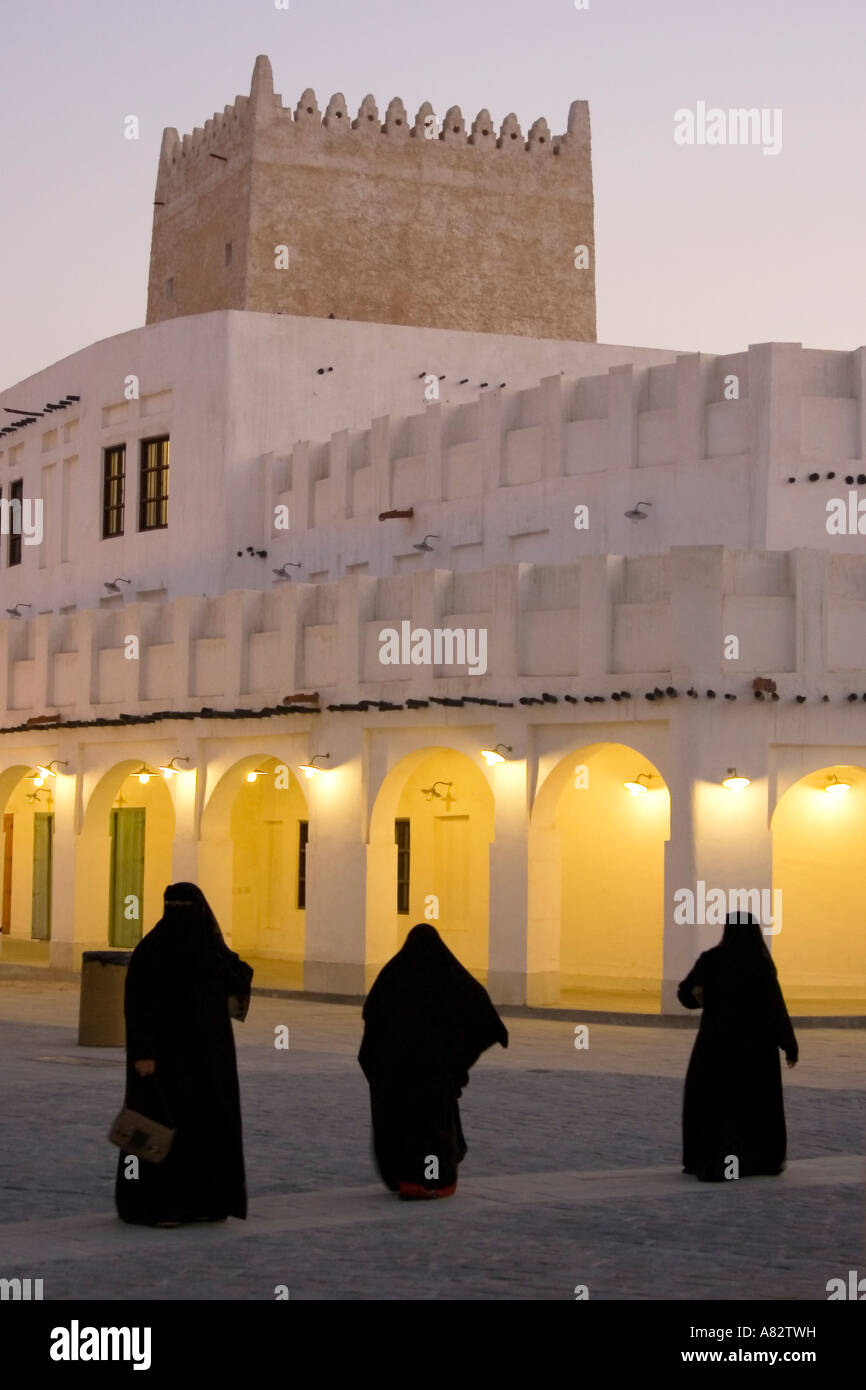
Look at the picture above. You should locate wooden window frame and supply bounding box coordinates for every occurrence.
[102,444,126,538]
[138,435,169,532]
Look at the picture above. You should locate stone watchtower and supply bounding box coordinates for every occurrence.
[146,56,596,341]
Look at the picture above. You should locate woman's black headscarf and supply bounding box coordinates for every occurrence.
[360,923,508,1094]
[721,910,772,959]
[358,924,508,1191]
[160,882,226,950]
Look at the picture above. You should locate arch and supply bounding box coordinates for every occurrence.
[528,741,670,1009]
[0,763,56,957]
[200,754,309,985]
[76,759,176,949]
[0,764,39,815]
[771,762,866,1012]
[366,746,495,980]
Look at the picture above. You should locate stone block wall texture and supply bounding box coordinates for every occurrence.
[147,56,596,341]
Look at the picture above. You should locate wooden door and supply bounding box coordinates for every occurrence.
[31,812,54,941]
[1,813,12,933]
[108,808,145,947]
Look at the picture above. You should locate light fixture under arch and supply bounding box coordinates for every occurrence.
[721,768,751,792]
[480,744,512,766]
[299,753,330,779]
[623,772,654,796]
[824,773,851,797]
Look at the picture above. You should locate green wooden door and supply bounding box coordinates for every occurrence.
[108,808,145,947]
[31,812,54,941]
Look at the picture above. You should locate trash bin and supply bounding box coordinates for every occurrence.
[78,950,132,1047]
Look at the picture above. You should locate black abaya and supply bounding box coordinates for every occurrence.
[358,924,508,1193]
[114,883,253,1224]
[678,917,798,1182]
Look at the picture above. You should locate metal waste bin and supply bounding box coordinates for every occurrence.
[78,950,132,1047]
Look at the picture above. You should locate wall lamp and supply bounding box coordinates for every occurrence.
[624,502,652,520]
[6,603,31,617]
[721,768,751,792]
[824,773,851,796]
[480,744,512,766]
[273,563,302,579]
[245,767,267,784]
[299,753,330,779]
[623,771,655,796]
[33,760,68,787]
[421,780,452,801]
[104,578,131,592]
[158,757,190,779]
[133,765,156,785]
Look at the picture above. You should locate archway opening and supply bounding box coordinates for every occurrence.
[201,754,308,987]
[772,763,866,1013]
[366,747,494,981]
[0,764,56,963]
[78,760,176,949]
[529,742,669,1010]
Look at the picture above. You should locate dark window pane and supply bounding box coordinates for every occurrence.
[297,820,309,909]
[102,445,126,538]
[395,818,410,914]
[139,437,169,531]
[8,479,23,566]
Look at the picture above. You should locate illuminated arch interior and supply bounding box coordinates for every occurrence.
[201,754,308,987]
[771,763,866,1012]
[76,760,175,947]
[0,764,55,961]
[366,746,494,981]
[529,741,669,1011]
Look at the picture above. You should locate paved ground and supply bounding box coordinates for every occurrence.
[0,981,862,1300]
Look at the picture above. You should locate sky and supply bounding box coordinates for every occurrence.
[0,0,863,390]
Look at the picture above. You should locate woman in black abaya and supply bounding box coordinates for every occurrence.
[359,923,508,1200]
[678,911,798,1183]
[115,883,253,1226]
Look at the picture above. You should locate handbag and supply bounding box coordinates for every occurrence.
[108,1080,176,1164]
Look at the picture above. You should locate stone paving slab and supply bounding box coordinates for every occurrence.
[0,982,862,1300]
[1,1153,860,1266]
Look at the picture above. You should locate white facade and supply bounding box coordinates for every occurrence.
[2,313,866,1015]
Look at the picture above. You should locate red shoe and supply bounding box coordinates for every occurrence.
[398,1181,457,1201]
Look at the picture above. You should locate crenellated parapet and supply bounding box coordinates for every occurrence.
[155,54,588,200]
